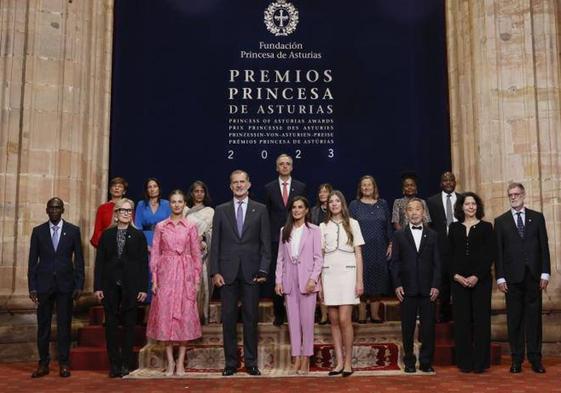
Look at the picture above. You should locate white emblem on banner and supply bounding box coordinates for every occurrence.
[264,0,299,36]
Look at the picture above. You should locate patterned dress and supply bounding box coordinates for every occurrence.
[146,218,202,342]
[349,199,393,296]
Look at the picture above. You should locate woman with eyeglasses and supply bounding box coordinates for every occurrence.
[91,177,129,248]
[94,198,149,378]
[146,190,202,377]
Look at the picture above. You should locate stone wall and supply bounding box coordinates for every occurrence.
[0,0,114,310]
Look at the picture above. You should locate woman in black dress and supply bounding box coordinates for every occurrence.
[448,192,494,373]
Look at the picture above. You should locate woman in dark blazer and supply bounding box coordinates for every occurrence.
[448,192,494,373]
[94,198,148,378]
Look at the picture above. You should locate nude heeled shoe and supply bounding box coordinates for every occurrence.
[175,362,186,377]
[164,360,175,377]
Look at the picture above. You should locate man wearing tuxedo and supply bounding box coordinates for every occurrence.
[391,198,441,373]
[210,170,271,376]
[27,197,85,378]
[495,182,550,374]
[426,171,458,322]
[263,154,307,326]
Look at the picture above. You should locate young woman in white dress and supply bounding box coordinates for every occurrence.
[320,190,364,377]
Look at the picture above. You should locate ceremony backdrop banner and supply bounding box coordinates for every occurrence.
[110,0,450,204]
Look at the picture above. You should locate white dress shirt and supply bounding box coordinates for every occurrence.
[49,220,64,237]
[233,196,249,221]
[496,207,549,284]
[290,225,304,259]
[409,223,423,252]
[441,191,458,224]
[278,176,292,194]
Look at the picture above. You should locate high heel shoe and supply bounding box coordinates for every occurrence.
[164,360,175,377]
[328,367,343,376]
[342,369,354,377]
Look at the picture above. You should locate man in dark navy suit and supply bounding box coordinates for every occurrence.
[263,154,307,326]
[27,197,85,378]
[495,182,550,374]
[391,198,441,373]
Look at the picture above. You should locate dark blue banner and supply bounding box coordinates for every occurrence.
[110,0,450,204]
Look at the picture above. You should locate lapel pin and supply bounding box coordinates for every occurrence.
[63,232,66,236]
[252,209,255,212]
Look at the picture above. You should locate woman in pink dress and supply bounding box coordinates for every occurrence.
[146,189,202,376]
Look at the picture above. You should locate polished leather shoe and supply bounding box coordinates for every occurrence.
[109,369,122,378]
[246,366,261,376]
[531,363,546,373]
[59,365,71,378]
[31,365,49,378]
[459,368,472,373]
[222,367,236,376]
[419,365,435,373]
[404,365,416,373]
[510,363,522,373]
[328,368,343,376]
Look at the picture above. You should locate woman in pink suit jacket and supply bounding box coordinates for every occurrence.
[275,196,323,375]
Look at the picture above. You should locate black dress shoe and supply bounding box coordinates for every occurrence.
[246,366,261,376]
[120,366,130,377]
[531,363,546,373]
[109,369,122,378]
[510,363,522,373]
[222,367,236,376]
[404,365,416,373]
[358,320,367,324]
[31,365,49,378]
[472,368,484,374]
[59,365,71,378]
[328,368,343,376]
[371,319,383,324]
[459,368,472,373]
[419,365,435,373]
[342,369,354,377]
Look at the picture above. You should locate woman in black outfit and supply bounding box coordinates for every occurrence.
[94,198,149,378]
[448,192,494,373]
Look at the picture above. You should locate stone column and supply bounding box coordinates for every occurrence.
[0,0,114,310]
[446,0,561,345]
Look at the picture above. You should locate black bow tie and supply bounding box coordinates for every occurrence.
[411,226,423,230]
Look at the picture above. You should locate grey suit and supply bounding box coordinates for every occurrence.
[209,198,271,369]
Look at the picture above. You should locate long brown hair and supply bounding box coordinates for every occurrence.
[281,196,311,243]
[325,190,354,245]
[316,183,333,207]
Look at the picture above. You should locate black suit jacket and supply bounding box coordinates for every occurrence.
[209,199,271,284]
[391,226,441,296]
[264,178,307,241]
[427,192,457,256]
[94,226,149,295]
[495,208,550,284]
[28,220,85,294]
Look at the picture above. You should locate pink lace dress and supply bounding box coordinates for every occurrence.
[146,218,202,341]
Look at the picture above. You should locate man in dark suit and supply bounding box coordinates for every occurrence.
[495,182,550,374]
[263,154,307,326]
[210,170,271,376]
[94,198,148,377]
[391,198,441,373]
[426,171,458,322]
[27,197,85,378]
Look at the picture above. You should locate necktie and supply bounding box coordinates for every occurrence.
[236,201,244,237]
[516,212,524,238]
[412,226,423,230]
[52,226,60,251]
[446,194,454,226]
[282,182,289,206]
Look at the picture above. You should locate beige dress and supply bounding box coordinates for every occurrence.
[184,205,214,324]
[320,218,365,306]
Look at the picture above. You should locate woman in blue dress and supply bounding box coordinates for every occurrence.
[135,177,171,303]
[349,175,392,323]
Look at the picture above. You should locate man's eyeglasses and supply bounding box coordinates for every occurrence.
[508,193,523,199]
[117,208,133,215]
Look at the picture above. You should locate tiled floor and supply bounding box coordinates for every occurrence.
[2,358,560,393]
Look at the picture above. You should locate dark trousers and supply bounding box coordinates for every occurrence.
[221,270,260,369]
[452,279,491,371]
[261,242,285,322]
[400,295,435,368]
[36,291,73,366]
[506,268,542,364]
[102,284,138,371]
[439,253,452,319]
